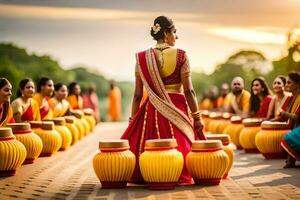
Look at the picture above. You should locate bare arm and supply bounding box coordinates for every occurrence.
[131,66,144,118]
[182,75,198,114]
[181,56,204,132]
[11,99,22,122]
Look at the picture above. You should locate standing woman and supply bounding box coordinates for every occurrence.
[108,80,122,121]
[0,78,15,126]
[11,78,41,122]
[249,77,272,118]
[267,75,290,119]
[280,71,300,168]
[67,82,83,110]
[121,16,205,184]
[49,83,71,117]
[33,77,54,120]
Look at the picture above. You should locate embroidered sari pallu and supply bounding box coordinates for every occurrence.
[281,94,300,160]
[121,49,205,185]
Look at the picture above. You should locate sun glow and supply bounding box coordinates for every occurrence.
[0,3,199,21]
[208,27,286,45]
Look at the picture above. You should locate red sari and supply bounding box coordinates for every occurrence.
[256,95,272,118]
[121,48,205,184]
[21,105,34,121]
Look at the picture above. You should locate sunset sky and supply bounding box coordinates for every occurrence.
[1,0,300,81]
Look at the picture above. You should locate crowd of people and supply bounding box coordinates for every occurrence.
[199,72,300,167]
[0,77,100,125]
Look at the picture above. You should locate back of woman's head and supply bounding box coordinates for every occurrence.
[68,82,78,95]
[37,77,51,93]
[288,71,300,87]
[150,16,174,41]
[0,78,10,89]
[17,78,33,97]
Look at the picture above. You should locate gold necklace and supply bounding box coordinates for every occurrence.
[155,43,170,50]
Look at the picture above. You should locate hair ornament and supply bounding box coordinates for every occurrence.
[152,23,161,34]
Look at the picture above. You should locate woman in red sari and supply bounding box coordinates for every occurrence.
[267,75,290,119]
[33,77,54,120]
[121,16,206,185]
[0,78,15,126]
[11,78,41,122]
[249,77,272,118]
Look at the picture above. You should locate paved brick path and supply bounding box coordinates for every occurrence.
[1,122,300,200]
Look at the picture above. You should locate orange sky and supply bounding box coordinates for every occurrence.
[0,1,300,81]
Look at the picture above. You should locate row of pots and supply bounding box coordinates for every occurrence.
[0,110,96,177]
[93,136,233,190]
[203,112,290,159]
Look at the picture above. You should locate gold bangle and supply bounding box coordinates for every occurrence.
[191,115,201,122]
[192,114,201,119]
[191,111,201,117]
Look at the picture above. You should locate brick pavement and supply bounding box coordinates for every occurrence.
[0,122,300,200]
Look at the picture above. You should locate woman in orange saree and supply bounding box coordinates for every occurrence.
[11,78,41,122]
[49,83,72,117]
[108,81,122,121]
[0,78,15,126]
[121,16,206,185]
[67,82,83,110]
[33,77,54,120]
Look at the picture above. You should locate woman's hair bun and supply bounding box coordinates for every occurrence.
[150,16,174,40]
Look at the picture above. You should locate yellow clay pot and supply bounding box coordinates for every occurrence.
[7,123,43,164]
[255,121,290,159]
[64,116,79,145]
[52,118,72,151]
[186,140,229,185]
[205,134,234,179]
[239,118,262,153]
[139,139,184,190]
[0,127,27,176]
[93,140,135,189]
[34,121,62,157]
